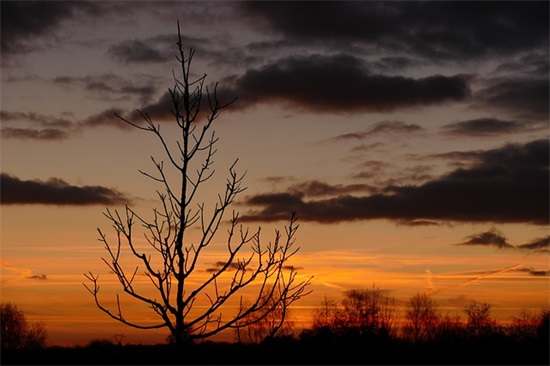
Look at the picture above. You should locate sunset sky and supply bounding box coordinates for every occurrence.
[1,1,549,346]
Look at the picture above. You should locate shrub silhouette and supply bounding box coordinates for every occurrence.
[1,302,47,350]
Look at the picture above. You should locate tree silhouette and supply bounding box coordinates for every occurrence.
[0,302,47,350]
[464,300,498,337]
[507,308,540,342]
[309,285,397,339]
[84,22,312,346]
[404,292,440,343]
[234,285,295,344]
[340,286,397,337]
[311,296,344,331]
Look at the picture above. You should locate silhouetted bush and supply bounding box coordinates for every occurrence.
[1,302,47,350]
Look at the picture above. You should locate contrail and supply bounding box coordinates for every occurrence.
[426,263,521,295]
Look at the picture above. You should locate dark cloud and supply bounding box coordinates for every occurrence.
[368,120,424,135]
[79,91,175,130]
[241,2,549,61]
[107,33,213,64]
[331,120,424,141]
[205,261,242,273]
[493,52,550,77]
[0,111,74,140]
[128,91,174,121]
[80,84,229,130]
[54,74,157,103]
[517,236,550,254]
[0,111,73,128]
[80,108,128,129]
[26,274,48,280]
[0,173,130,205]
[397,220,441,227]
[0,1,99,56]
[222,54,470,113]
[287,180,376,198]
[515,267,550,277]
[0,107,132,136]
[348,161,435,193]
[349,143,385,155]
[240,139,549,225]
[457,227,513,249]
[1,127,69,141]
[108,39,170,64]
[204,261,302,273]
[474,78,549,121]
[441,118,529,137]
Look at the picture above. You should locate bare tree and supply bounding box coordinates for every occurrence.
[403,292,440,343]
[84,22,312,346]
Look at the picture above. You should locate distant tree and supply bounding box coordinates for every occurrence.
[507,308,540,342]
[0,302,47,350]
[433,312,464,343]
[84,22,311,347]
[311,296,344,331]
[234,286,295,344]
[535,308,549,343]
[305,286,398,343]
[340,285,397,337]
[403,292,440,343]
[463,301,498,337]
[85,338,116,348]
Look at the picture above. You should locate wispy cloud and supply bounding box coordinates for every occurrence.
[441,118,531,137]
[1,262,48,283]
[428,264,522,295]
[1,127,70,141]
[0,111,76,140]
[0,111,73,128]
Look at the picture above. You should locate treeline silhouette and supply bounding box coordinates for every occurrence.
[2,289,549,365]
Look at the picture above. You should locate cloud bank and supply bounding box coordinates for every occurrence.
[221,54,470,113]
[240,139,549,225]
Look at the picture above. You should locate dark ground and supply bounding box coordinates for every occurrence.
[2,335,549,366]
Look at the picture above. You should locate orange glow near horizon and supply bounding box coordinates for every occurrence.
[2,241,548,346]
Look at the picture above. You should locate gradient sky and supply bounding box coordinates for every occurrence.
[1,1,549,346]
